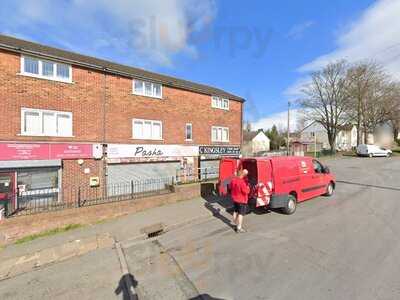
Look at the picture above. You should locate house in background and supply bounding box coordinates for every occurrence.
[299,120,396,151]
[242,130,270,156]
[300,121,358,152]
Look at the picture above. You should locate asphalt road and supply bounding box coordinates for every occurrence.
[157,156,400,300]
[1,157,400,300]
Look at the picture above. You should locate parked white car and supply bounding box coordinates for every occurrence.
[356,144,392,157]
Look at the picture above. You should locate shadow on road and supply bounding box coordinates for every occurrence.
[115,273,138,300]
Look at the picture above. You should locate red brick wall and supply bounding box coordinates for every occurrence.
[0,50,105,143]
[62,159,105,202]
[0,49,243,145]
[105,73,242,145]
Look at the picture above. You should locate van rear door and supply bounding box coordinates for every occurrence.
[218,158,239,196]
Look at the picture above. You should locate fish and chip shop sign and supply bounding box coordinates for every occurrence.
[107,144,199,159]
[199,146,241,158]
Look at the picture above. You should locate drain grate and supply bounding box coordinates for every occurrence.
[147,229,164,239]
[140,222,165,239]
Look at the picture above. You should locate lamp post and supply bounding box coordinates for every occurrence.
[314,131,317,158]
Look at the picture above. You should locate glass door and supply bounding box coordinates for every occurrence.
[0,172,16,214]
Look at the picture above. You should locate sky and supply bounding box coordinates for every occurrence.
[1,0,400,131]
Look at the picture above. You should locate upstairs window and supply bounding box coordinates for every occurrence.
[185,123,193,141]
[133,79,162,99]
[132,119,162,140]
[211,96,229,110]
[211,126,229,142]
[21,55,72,83]
[21,108,73,137]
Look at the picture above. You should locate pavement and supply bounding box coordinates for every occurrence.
[0,156,400,299]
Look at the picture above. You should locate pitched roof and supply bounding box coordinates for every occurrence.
[243,130,268,142]
[0,34,244,102]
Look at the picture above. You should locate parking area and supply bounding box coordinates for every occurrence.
[156,156,400,300]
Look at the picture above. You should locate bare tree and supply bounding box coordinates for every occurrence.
[387,83,400,141]
[299,61,350,152]
[346,62,396,144]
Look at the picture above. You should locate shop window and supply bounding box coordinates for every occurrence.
[17,168,59,192]
[21,55,72,83]
[186,123,193,141]
[133,79,162,99]
[21,108,73,137]
[211,126,229,142]
[132,119,162,140]
[211,96,229,110]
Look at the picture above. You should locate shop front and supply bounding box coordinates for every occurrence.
[106,144,198,195]
[0,142,101,214]
[198,145,241,179]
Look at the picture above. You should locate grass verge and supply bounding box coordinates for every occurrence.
[14,224,84,245]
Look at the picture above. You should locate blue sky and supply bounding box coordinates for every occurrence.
[2,0,400,130]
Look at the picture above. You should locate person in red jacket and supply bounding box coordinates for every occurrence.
[230,169,250,233]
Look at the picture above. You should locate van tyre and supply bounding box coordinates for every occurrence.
[282,194,297,215]
[325,182,334,197]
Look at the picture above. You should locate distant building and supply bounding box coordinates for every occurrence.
[242,130,270,156]
[299,121,396,151]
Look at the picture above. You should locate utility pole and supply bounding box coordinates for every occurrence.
[314,131,317,158]
[287,101,290,156]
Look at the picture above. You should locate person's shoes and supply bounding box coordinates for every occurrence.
[233,224,238,232]
[236,227,246,233]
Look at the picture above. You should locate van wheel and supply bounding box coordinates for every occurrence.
[281,194,297,215]
[325,183,334,197]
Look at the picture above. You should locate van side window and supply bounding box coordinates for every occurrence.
[312,160,323,173]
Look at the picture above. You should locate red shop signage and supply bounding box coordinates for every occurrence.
[0,143,94,160]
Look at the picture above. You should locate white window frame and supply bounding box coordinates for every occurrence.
[132,79,163,99]
[185,123,193,141]
[20,55,72,83]
[211,126,229,142]
[21,108,73,137]
[132,118,163,140]
[211,96,229,110]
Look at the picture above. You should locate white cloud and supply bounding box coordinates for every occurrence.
[286,21,315,40]
[251,109,303,132]
[298,0,400,79]
[0,0,217,67]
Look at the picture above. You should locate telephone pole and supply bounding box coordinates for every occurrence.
[287,101,290,156]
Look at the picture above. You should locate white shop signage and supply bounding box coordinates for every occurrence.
[107,144,199,159]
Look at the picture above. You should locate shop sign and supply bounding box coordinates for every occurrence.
[0,143,98,160]
[107,144,199,159]
[199,146,241,156]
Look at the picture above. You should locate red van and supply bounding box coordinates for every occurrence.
[218,156,335,215]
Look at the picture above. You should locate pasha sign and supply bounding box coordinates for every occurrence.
[107,144,199,159]
[0,143,98,160]
[199,146,241,156]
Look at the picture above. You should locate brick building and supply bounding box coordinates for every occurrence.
[0,34,244,210]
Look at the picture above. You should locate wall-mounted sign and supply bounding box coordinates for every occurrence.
[0,143,100,161]
[107,144,199,159]
[199,146,241,156]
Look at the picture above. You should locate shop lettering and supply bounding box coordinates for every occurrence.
[134,147,163,157]
[199,146,240,156]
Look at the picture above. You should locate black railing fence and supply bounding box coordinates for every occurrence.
[6,177,174,217]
